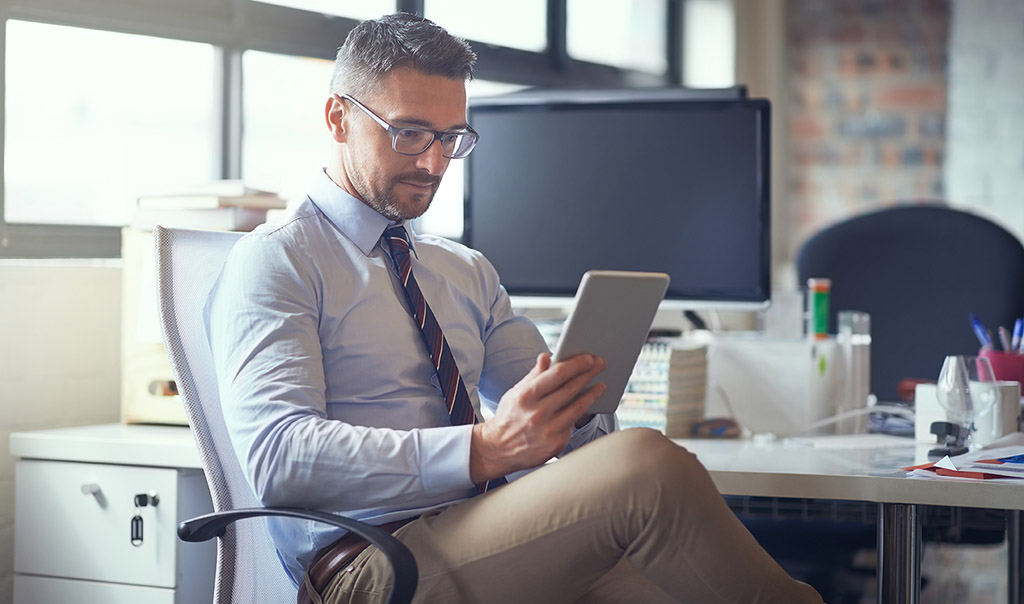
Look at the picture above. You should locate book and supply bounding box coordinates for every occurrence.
[615,339,708,437]
[137,180,286,210]
[131,206,269,231]
[903,443,1024,480]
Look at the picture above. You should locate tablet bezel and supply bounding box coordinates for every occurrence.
[551,270,670,414]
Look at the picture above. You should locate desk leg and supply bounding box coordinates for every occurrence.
[877,502,921,604]
[1009,510,1023,604]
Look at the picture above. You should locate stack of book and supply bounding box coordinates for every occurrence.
[616,340,672,432]
[664,343,708,438]
[616,339,708,437]
[132,180,286,231]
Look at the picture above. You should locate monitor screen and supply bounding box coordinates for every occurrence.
[464,94,771,309]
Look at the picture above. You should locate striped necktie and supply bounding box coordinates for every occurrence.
[383,225,505,492]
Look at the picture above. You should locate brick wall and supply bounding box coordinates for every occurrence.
[786,0,950,256]
[945,0,1024,243]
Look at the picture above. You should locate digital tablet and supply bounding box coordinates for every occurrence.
[552,270,670,414]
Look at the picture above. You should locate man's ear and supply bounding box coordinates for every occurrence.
[325,94,347,143]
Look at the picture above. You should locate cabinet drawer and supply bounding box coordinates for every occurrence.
[14,459,214,588]
[15,574,177,604]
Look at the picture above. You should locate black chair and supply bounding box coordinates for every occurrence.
[796,202,1024,402]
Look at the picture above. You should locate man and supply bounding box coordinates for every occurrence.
[207,12,822,604]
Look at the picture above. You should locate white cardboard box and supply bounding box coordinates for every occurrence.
[121,228,188,425]
[705,335,840,436]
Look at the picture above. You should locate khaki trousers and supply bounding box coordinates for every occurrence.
[316,428,823,604]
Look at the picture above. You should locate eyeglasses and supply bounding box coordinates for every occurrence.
[339,94,479,159]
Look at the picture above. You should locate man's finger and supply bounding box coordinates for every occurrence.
[553,381,607,427]
[529,353,598,397]
[543,356,607,411]
[525,353,550,379]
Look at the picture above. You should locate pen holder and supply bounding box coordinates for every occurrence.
[979,349,1024,385]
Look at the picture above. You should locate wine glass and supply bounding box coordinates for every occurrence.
[936,355,998,449]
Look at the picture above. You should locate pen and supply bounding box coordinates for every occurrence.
[1013,318,1023,354]
[970,313,993,350]
[999,326,1012,352]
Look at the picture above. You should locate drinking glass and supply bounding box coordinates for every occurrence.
[936,355,998,447]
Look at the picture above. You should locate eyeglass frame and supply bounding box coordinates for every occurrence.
[337,93,479,159]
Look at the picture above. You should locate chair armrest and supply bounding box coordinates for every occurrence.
[178,507,417,604]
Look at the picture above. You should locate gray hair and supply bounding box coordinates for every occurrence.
[329,13,477,98]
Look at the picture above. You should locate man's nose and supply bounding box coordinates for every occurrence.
[415,139,448,175]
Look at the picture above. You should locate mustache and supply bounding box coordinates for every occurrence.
[394,173,440,187]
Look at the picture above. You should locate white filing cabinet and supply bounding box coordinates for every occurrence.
[10,424,216,604]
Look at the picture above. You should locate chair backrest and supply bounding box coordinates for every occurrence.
[154,226,297,603]
[796,204,1024,402]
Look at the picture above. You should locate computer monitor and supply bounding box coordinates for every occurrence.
[464,91,771,310]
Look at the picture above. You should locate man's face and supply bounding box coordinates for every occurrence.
[328,68,469,221]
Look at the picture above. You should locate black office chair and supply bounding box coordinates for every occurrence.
[796,202,1024,403]
[735,203,1024,602]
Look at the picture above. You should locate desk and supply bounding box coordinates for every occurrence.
[673,435,1024,604]
[10,424,214,604]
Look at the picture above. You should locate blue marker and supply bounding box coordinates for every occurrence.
[970,313,993,350]
[1013,318,1023,354]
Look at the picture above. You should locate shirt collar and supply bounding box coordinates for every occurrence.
[308,168,417,257]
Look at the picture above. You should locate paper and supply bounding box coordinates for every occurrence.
[903,445,1024,480]
[969,453,1024,479]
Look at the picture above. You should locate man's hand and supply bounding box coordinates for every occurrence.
[470,353,606,483]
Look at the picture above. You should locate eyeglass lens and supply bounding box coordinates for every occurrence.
[393,128,476,159]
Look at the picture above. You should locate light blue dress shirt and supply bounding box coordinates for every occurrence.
[206,169,615,585]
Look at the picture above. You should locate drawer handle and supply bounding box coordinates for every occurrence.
[81,483,108,508]
[148,379,178,396]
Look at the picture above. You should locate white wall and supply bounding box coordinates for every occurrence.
[733,0,791,287]
[0,262,122,603]
[946,0,1024,242]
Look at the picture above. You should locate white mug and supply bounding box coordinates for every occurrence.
[973,381,1022,446]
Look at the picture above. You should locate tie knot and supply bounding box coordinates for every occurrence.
[384,225,411,256]
[384,225,413,281]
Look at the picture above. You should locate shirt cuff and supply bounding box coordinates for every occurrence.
[564,412,618,454]
[417,424,475,495]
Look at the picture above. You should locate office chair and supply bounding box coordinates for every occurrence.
[796,202,1024,403]
[153,225,417,604]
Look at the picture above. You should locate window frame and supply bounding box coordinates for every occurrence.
[0,0,680,258]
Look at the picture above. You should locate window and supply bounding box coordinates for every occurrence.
[250,0,395,21]
[241,51,334,202]
[682,0,736,88]
[424,0,547,52]
[4,20,216,226]
[1,1,677,257]
[566,0,667,74]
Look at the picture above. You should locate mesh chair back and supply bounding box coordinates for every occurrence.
[154,226,297,603]
[797,204,1024,402]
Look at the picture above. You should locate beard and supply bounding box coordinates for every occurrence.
[353,169,441,221]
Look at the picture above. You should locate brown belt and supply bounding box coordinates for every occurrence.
[297,517,417,604]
